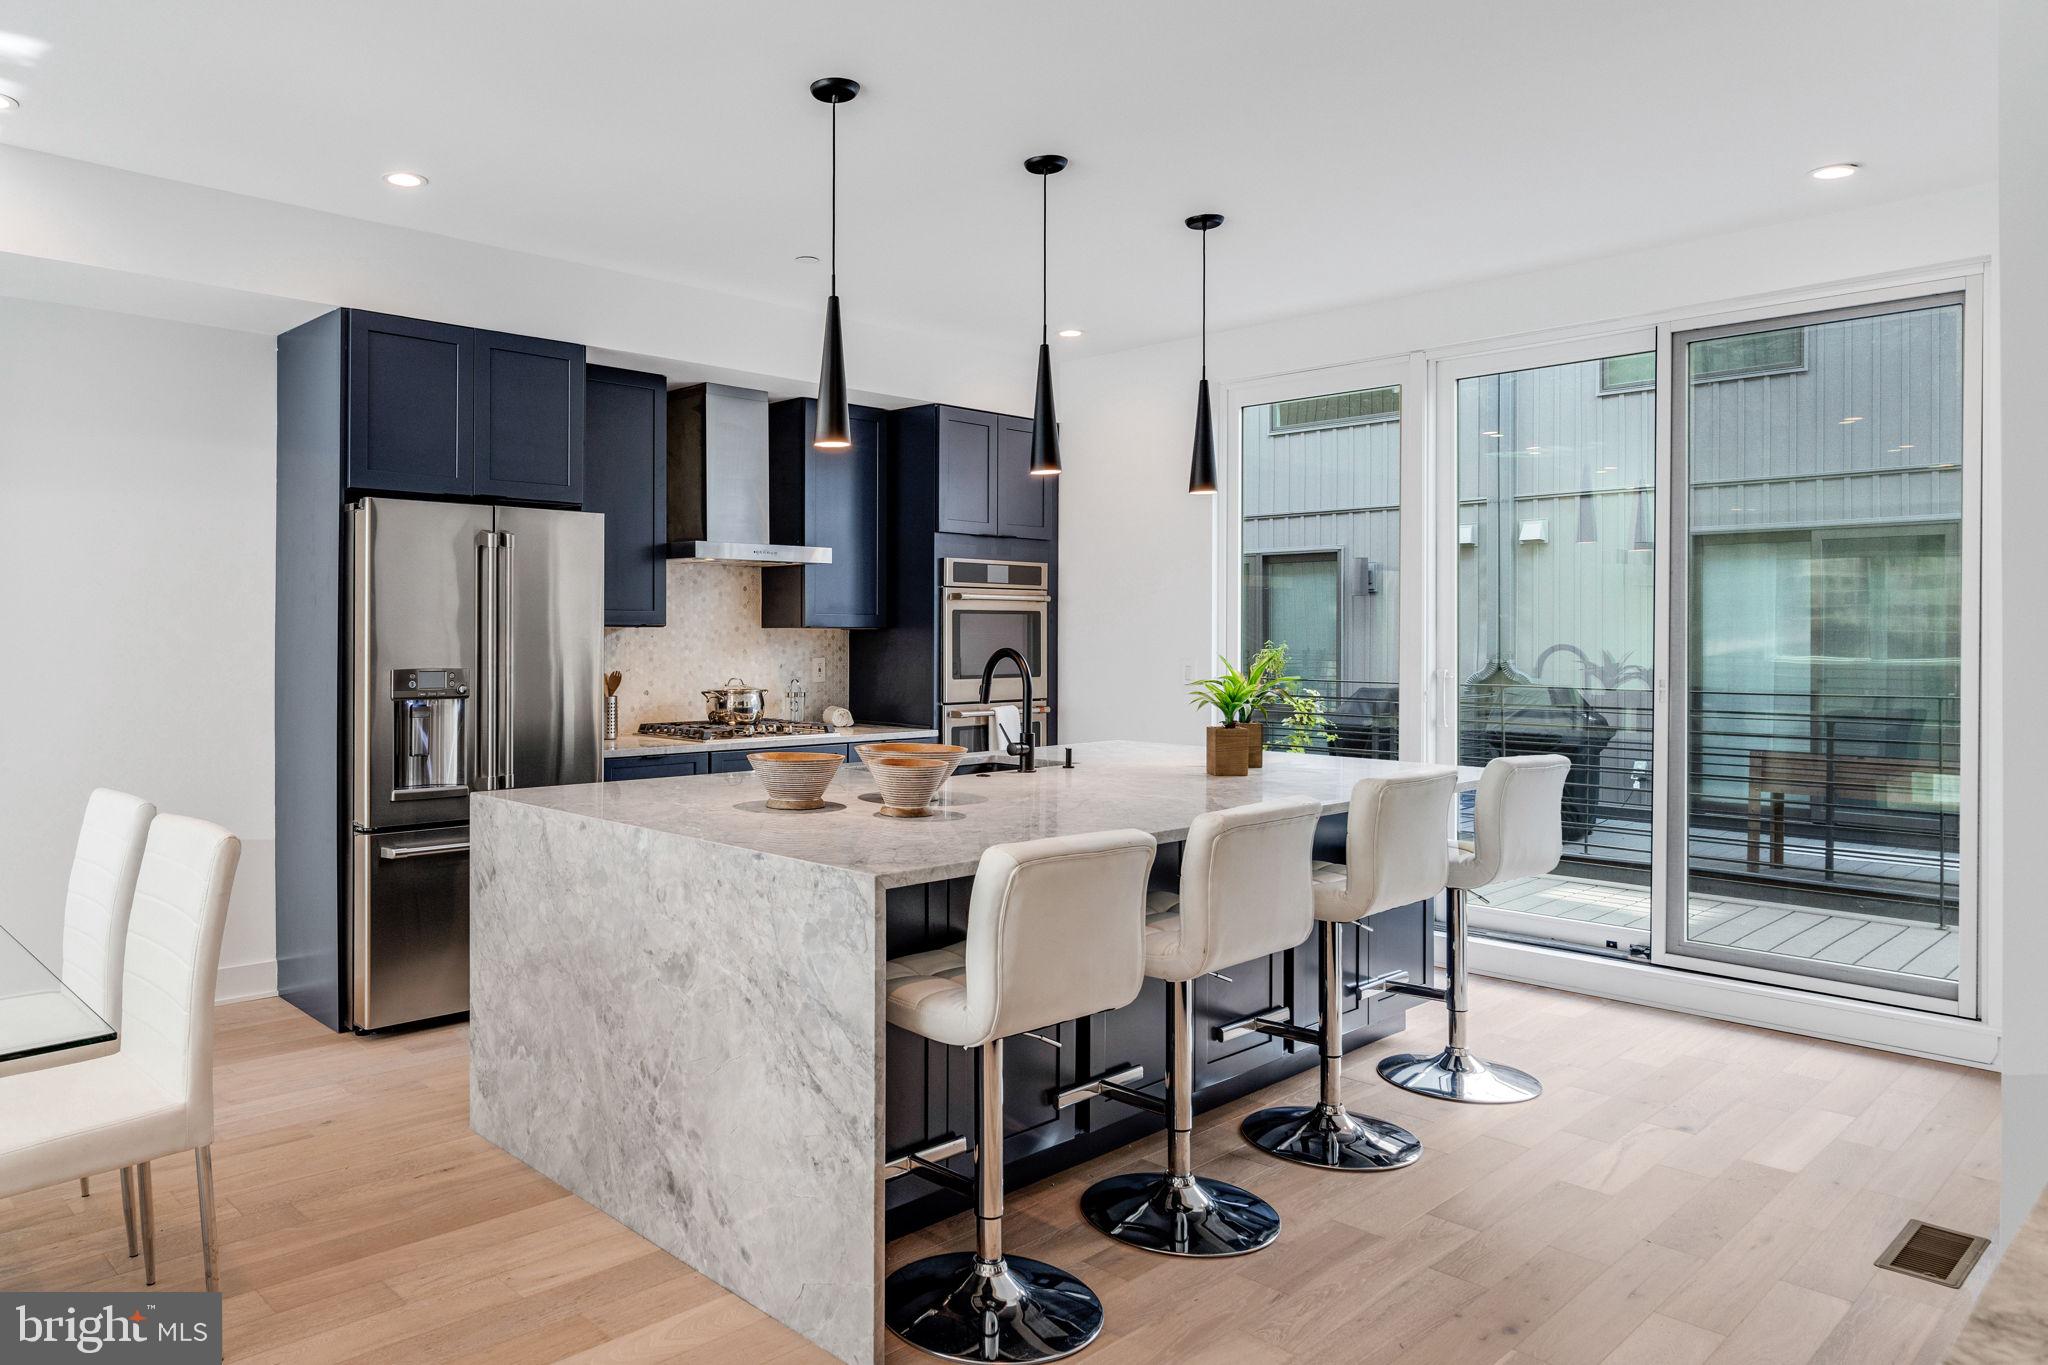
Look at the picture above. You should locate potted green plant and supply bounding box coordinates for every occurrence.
[1187,656,1264,776]
[1241,641,1304,768]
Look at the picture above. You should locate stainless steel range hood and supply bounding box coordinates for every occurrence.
[666,382,832,566]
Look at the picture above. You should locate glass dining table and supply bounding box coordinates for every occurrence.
[0,922,115,1067]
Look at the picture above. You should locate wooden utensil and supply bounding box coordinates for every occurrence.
[605,671,623,696]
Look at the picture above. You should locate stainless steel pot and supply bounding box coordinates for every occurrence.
[703,677,767,724]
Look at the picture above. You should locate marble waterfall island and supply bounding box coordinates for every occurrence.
[469,740,1476,1364]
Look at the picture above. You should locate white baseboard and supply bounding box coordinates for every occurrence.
[1457,933,2001,1069]
[216,958,278,1005]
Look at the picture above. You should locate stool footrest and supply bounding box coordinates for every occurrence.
[884,1134,973,1195]
[1380,977,1447,1002]
[1215,1006,1318,1046]
[1050,1064,1149,1112]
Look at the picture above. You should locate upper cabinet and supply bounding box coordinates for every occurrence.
[908,405,1056,542]
[584,365,668,627]
[763,398,886,629]
[341,309,585,504]
[345,313,472,496]
[995,415,1053,539]
[935,408,999,536]
[471,330,585,503]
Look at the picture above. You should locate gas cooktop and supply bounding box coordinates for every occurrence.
[637,718,831,741]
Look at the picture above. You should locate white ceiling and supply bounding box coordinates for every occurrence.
[0,0,1997,357]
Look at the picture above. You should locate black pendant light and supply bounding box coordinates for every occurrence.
[811,76,859,450]
[1025,154,1068,476]
[1186,213,1224,494]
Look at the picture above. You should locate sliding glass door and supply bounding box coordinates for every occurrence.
[1660,293,1975,1010]
[1436,335,1659,953]
[1228,361,1420,759]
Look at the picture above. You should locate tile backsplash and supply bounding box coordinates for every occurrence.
[604,563,849,729]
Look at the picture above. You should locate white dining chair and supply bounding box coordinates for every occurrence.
[0,788,155,1243]
[0,813,240,1290]
[0,788,156,1082]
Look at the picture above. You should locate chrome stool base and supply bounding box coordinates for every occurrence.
[1241,1100,1423,1171]
[884,1251,1104,1363]
[1377,1045,1542,1105]
[1080,1170,1280,1257]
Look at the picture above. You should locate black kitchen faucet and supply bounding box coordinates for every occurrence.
[977,647,1037,773]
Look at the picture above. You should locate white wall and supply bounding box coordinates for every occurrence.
[0,145,1032,417]
[1997,0,2048,1245]
[1054,184,1996,751]
[0,298,277,1001]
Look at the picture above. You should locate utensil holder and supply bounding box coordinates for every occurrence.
[604,695,619,743]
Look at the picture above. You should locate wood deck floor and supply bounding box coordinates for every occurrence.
[0,984,2000,1364]
[1488,875,1962,980]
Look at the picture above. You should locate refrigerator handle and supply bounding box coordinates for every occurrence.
[498,530,516,790]
[475,530,499,792]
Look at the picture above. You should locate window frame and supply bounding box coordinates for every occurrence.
[1654,284,1979,1016]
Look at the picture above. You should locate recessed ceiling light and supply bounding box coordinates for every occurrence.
[0,94,17,112]
[1839,415,1864,425]
[383,171,428,189]
[1810,163,1859,180]
[1057,329,1083,339]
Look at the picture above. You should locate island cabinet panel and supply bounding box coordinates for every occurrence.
[341,309,587,504]
[584,365,668,626]
[763,399,886,629]
[884,879,976,1181]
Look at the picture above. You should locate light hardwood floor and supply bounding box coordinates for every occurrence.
[0,980,1999,1364]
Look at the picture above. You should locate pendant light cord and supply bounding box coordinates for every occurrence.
[1041,172,1049,344]
[830,100,838,295]
[1200,226,1208,378]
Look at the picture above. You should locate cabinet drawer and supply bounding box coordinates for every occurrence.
[707,743,848,773]
[602,753,709,781]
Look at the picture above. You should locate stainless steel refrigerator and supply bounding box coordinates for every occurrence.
[347,496,602,1030]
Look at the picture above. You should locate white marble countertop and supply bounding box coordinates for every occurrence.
[489,739,1482,889]
[603,722,938,758]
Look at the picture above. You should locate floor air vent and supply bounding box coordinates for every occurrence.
[1875,1219,1990,1288]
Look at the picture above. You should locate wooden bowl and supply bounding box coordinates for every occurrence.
[865,755,955,818]
[746,750,844,810]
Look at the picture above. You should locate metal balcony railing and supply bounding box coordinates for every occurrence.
[1255,678,1960,921]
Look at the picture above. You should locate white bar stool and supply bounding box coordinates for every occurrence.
[883,828,1156,1364]
[1379,753,1568,1105]
[1074,797,1320,1257]
[1239,769,1458,1171]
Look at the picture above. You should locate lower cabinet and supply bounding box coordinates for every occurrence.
[602,752,708,781]
[706,742,847,773]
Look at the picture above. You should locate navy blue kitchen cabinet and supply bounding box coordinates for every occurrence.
[602,752,709,781]
[934,407,999,536]
[345,312,473,497]
[896,405,1054,542]
[706,742,848,773]
[995,414,1054,539]
[339,309,585,504]
[584,365,669,626]
[472,330,585,504]
[763,399,886,629]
